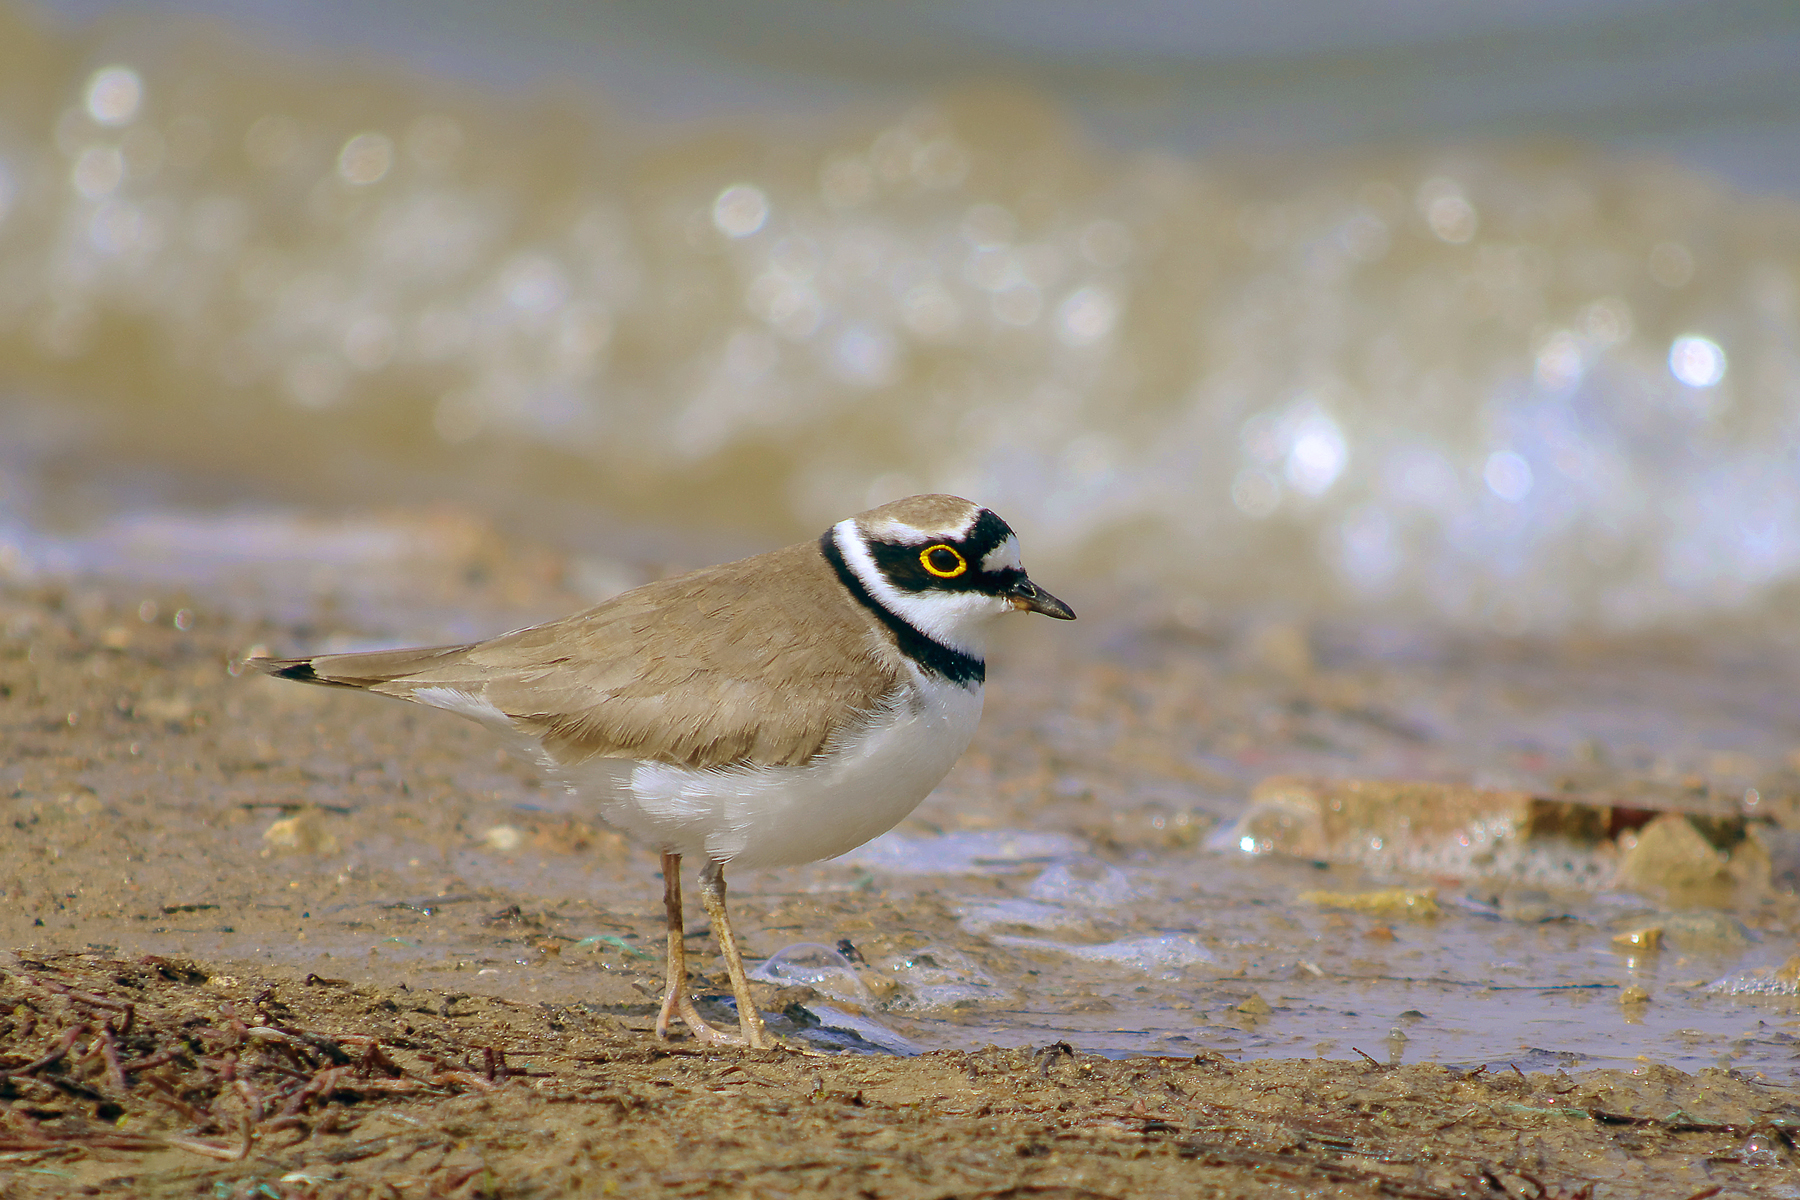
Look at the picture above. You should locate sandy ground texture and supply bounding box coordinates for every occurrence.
[4,950,1798,1199]
[5,543,1800,1197]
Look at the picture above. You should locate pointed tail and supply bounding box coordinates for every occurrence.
[245,643,479,698]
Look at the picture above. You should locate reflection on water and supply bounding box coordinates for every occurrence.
[791,835,1800,1072]
[3,1,1800,634]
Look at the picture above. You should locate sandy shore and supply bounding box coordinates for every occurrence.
[4,565,1799,1196]
[6,949,1796,1198]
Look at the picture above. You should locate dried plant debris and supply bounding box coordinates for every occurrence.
[3,952,1798,1198]
[1,953,542,1193]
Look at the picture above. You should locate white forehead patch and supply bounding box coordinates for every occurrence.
[980,535,1023,574]
[861,509,979,544]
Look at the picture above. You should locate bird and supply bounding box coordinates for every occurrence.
[250,494,1075,1048]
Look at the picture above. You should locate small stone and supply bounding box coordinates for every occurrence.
[1611,926,1662,952]
[1496,888,1568,922]
[262,810,337,855]
[1298,888,1439,919]
[57,790,103,816]
[1661,910,1751,952]
[481,824,525,852]
[1619,985,1650,1005]
[1230,778,1541,863]
[1616,813,1732,896]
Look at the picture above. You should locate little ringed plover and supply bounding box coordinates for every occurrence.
[251,494,1074,1048]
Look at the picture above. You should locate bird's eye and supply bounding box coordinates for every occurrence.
[920,544,967,578]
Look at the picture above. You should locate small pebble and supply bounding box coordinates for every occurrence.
[481,824,525,852]
[1612,927,1663,951]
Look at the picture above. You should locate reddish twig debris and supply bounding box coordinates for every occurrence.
[1,953,527,1180]
[345,1034,410,1079]
[8,950,1780,1198]
[276,1065,349,1119]
[163,1111,254,1162]
[17,972,134,1012]
[120,1046,182,1073]
[96,1020,129,1091]
[139,1071,210,1125]
[430,1070,496,1092]
[17,1023,87,1074]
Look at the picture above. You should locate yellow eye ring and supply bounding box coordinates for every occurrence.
[920,544,967,578]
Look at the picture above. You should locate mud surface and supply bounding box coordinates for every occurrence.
[4,549,1800,1195]
[5,950,1798,1199]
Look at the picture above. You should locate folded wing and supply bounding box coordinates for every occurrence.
[251,541,901,770]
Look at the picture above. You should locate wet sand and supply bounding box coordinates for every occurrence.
[4,539,1800,1196]
[6,950,1796,1199]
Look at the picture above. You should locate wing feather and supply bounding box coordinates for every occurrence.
[251,539,902,769]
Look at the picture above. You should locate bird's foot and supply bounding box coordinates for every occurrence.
[656,983,764,1048]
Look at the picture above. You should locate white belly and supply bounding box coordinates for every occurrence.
[561,680,983,869]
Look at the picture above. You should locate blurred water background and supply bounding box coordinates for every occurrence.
[2,0,1799,634]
